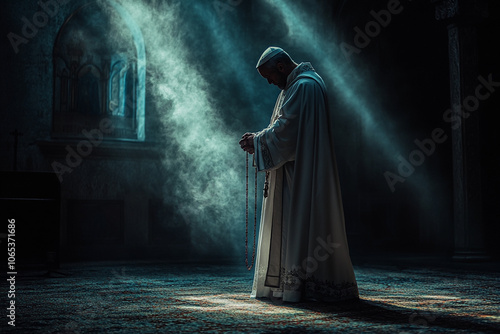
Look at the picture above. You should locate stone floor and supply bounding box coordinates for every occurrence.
[1,255,499,333]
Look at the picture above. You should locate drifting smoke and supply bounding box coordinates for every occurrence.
[264,0,447,221]
[263,0,401,157]
[96,0,267,260]
[91,0,444,260]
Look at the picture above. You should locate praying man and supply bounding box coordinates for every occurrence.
[239,47,359,302]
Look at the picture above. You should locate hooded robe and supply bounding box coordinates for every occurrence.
[251,62,359,302]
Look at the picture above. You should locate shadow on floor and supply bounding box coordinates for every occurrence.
[257,297,499,333]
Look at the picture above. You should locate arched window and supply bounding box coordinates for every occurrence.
[52,0,145,141]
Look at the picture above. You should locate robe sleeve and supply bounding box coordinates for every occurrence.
[254,79,319,172]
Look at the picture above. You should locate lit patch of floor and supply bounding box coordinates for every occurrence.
[180,294,313,315]
[2,261,499,333]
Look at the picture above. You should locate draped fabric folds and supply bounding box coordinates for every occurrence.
[251,62,359,302]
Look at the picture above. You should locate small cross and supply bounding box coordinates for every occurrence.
[9,129,23,171]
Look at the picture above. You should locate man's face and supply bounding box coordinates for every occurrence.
[258,64,288,90]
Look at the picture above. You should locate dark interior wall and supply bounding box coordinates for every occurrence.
[1,0,498,262]
[478,0,500,257]
[0,0,172,262]
[304,0,454,254]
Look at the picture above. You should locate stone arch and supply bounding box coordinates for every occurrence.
[52,0,145,141]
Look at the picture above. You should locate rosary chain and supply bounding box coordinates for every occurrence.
[245,152,257,271]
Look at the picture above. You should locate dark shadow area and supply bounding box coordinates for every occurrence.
[258,298,499,333]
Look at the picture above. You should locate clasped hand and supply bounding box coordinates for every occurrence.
[239,132,255,154]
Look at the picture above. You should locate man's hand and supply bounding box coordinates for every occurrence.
[239,132,255,154]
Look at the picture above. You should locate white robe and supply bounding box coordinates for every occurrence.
[251,62,359,302]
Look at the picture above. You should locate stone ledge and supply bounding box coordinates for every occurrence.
[36,139,163,160]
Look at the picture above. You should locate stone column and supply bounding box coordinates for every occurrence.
[434,0,489,261]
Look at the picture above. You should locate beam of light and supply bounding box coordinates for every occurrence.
[186,1,267,217]
[109,0,247,257]
[265,0,445,208]
[264,0,401,159]
[186,0,275,130]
